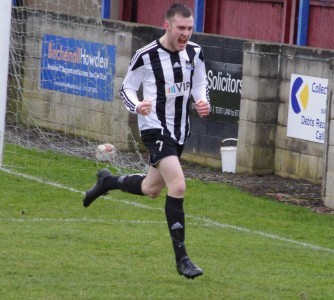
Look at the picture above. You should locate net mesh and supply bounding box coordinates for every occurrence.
[5,1,148,177]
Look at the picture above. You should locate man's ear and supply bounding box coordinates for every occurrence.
[163,20,170,30]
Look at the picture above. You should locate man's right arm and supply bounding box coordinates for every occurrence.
[119,57,145,114]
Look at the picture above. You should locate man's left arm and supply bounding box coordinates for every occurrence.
[191,54,210,117]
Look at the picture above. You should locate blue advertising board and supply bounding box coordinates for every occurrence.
[40,34,116,101]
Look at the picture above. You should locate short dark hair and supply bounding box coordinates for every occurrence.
[165,3,193,19]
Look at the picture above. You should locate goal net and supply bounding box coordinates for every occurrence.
[4,1,148,182]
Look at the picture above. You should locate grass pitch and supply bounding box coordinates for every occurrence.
[1,144,334,299]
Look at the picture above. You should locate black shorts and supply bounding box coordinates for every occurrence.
[141,129,184,167]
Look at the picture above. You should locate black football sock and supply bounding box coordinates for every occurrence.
[117,174,145,195]
[102,175,120,191]
[165,195,188,262]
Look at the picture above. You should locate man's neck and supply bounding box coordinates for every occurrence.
[159,35,169,50]
[159,35,177,52]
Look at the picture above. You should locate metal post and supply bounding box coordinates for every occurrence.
[102,0,111,19]
[194,0,205,32]
[0,0,12,167]
[297,0,310,46]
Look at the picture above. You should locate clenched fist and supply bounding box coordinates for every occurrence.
[195,100,210,117]
[137,100,153,116]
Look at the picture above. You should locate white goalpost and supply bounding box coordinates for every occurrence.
[0,0,12,167]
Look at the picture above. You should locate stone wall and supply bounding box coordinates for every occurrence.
[323,59,334,208]
[9,8,244,159]
[9,10,161,150]
[9,9,334,203]
[238,42,333,185]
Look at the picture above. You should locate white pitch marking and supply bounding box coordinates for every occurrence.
[0,217,166,225]
[2,167,334,254]
[191,216,334,254]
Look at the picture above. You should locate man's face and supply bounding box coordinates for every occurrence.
[164,14,194,52]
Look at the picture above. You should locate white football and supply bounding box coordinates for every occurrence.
[95,143,116,162]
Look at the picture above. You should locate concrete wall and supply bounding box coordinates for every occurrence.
[9,9,162,150]
[239,42,333,185]
[323,59,334,208]
[9,8,243,158]
[9,9,334,199]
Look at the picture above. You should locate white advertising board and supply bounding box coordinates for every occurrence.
[287,74,328,143]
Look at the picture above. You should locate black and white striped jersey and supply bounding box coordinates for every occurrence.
[119,39,210,145]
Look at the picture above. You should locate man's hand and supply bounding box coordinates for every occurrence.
[195,100,210,117]
[137,100,153,116]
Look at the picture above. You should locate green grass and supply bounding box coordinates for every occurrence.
[1,144,334,299]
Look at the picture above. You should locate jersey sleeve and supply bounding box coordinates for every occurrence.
[119,54,146,114]
[191,50,210,105]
